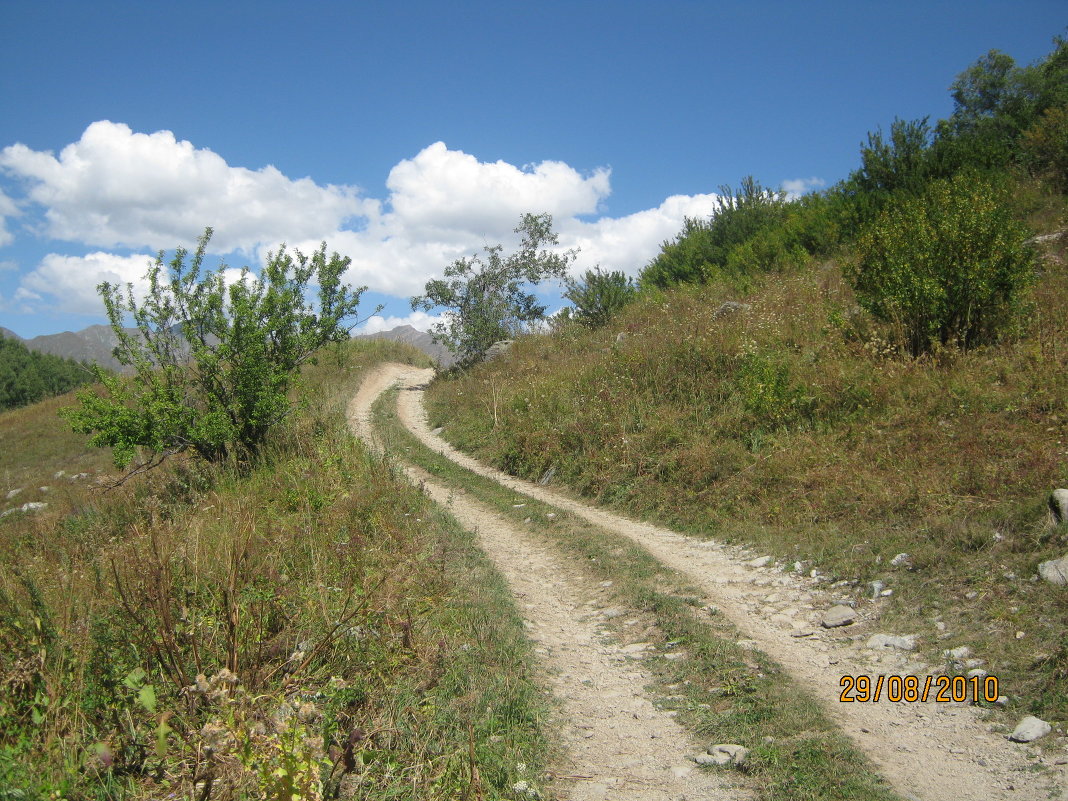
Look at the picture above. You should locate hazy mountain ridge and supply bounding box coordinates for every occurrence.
[3,323,455,371]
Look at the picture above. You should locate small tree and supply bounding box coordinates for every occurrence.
[563,267,637,328]
[63,228,373,469]
[410,213,575,365]
[847,172,1035,356]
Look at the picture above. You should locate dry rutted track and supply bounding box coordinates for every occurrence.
[349,364,742,801]
[352,364,1064,801]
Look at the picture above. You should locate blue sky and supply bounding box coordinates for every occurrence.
[1,1,1064,339]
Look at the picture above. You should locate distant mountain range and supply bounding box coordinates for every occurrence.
[0,323,455,371]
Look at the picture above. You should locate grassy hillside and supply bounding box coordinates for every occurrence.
[0,339,551,800]
[425,219,1068,721]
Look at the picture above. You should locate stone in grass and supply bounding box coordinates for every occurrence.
[748,556,773,568]
[695,744,750,768]
[821,605,857,628]
[1007,716,1051,743]
[1038,556,1068,586]
[866,633,916,651]
[890,552,912,568]
[1050,488,1068,525]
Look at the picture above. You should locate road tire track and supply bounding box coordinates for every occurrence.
[376,362,1064,801]
[349,363,747,801]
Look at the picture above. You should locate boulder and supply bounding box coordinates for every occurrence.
[1050,488,1068,526]
[821,605,857,628]
[1038,555,1068,586]
[1007,716,1051,743]
[483,340,514,361]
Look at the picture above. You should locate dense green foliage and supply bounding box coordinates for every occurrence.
[0,334,96,411]
[847,172,1036,355]
[411,213,575,365]
[562,267,638,328]
[640,177,797,288]
[63,228,372,468]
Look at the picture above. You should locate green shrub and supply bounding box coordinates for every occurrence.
[62,228,370,468]
[847,172,1036,355]
[563,267,638,328]
[640,176,791,288]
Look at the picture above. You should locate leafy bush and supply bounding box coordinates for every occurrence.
[640,177,792,288]
[62,228,371,468]
[847,172,1036,355]
[563,267,638,328]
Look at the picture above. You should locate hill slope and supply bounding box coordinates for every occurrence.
[425,231,1068,721]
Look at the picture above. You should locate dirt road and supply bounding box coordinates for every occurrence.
[352,362,1066,801]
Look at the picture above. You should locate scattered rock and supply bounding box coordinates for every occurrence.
[711,301,752,321]
[870,580,885,598]
[698,744,750,768]
[1050,489,1068,525]
[966,668,988,679]
[866,633,916,651]
[821,605,857,628]
[19,502,47,513]
[944,646,971,660]
[538,466,556,486]
[39,486,50,493]
[5,488,23,500]
[614,332,628,344]
[53,471,66,479]
[890,552,912,568]
[1038,555,1068,586]
[964,591,979,600]
[431,426,444,435]
[601,607,625,619]
[1007,716,1051,743]
[69,472,90,482]
[748,556,773,568]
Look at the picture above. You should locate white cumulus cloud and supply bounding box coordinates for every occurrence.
[357,310,446,335]
[3,123,727,316]
[560,193,720,278]
[18,251,157,315]
[0,120,370,253]
[0,188,19,247]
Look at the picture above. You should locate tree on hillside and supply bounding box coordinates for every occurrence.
[62,228,374,470]
[410,213,576,365]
